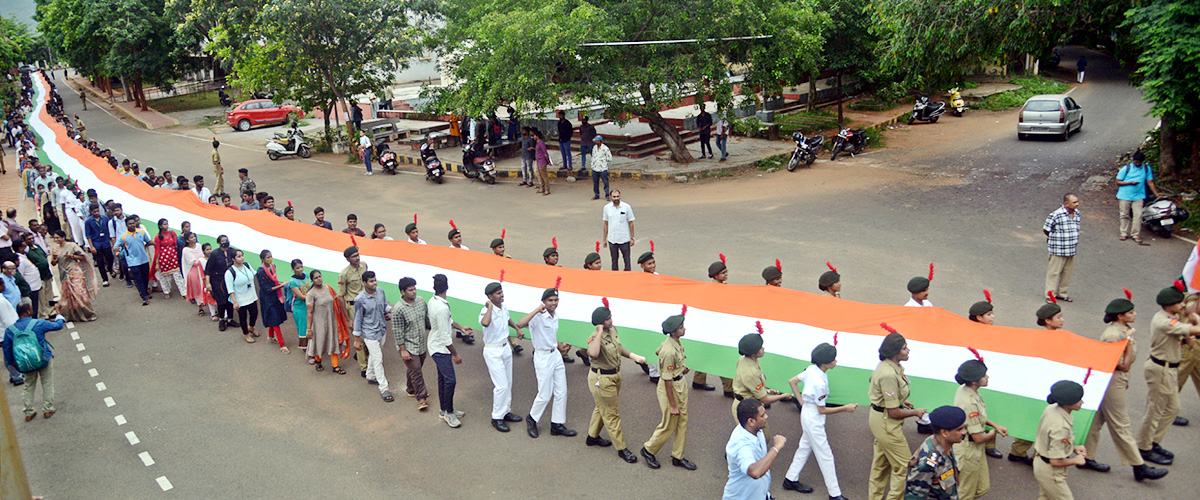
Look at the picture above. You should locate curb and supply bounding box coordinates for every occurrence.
[73,79,180,130]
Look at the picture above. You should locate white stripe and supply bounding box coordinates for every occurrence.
[95,382,107,391]
[81,355,91,364]
[104,396,115,407]
[156,476,173,491]
[75,343,85,351]
[66,321,75,329]
[71,331,80,340]
[125,431,140,445]
[88,368,98,377]
[115,414,126,425]
[138,451,155,466]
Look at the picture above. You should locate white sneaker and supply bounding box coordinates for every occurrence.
[443,413,461,428]
[452,409,465,418]
[366,171,373,176]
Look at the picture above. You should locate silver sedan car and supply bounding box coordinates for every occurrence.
[1017,94,1083,141]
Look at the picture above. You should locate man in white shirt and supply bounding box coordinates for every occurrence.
[904,276,933,308]
[714,114,731,161]
[359,132,373,175]
[479,281,527,432]
[427,274,472,428]
[590,136,612,201]
[405,221,426,244]
[516,284,577,439]
[160,171,179,190]
[13,240,43,319]
[724,399,787,500]
[601,190,635,271]
[192,175,212,203]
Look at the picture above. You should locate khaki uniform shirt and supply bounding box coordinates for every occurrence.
[212,150,221,165]
[338,263,367,302]
[1100,322,1135,388]
[869,359,910,408]
[732,356,767,401]
[1034,404,1075,460]
[955,385,988,436]
[656,337,687,380]
[591,328,622,371]
[1149,309,1190,363]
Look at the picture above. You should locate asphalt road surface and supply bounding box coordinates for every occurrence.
[9,48,1196,499]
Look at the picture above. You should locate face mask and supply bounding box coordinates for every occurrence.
[264,257,273,266]
[220,241,229,248]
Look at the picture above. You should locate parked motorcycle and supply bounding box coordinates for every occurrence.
[829,127,867,161]
[461,142,496,184]
[786,131,825,171]
[265,122,311,160]
[376,139,399,175]
[1142,195,1190,238]
[908,96,947,124]
[948,87,968,117]
[218,87,232,108]
[421,140,444,183]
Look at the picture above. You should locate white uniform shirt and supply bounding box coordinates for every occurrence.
[797,364,829,407]
[904,297,933,308]
[408,238,426,245]
[602,202,635,244]
[194,186,212,203]
[449,244,470,251]
[427,295,453,355]
[528,310,559,351]
[479,302,511,346]
[0,296,17,329]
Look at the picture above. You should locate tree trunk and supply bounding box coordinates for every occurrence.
[137,76,148,111]
[836,73,844,126]
[1161,114,1177,174]
[638,82,693,164]
[807,74,816,113]
[122,76,133,105]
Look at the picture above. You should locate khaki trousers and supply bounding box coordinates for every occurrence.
[345,304,369,371]
[867,409,909,500]
[1178,342,1200,398]
[1010,438,1034,458]
[587,370,625,450]
[213,163,224,195]
[22,360,54,417]
[1118,199,1144,239]
[1045,255,1075,298]
[1137,361,1180,449]
[1084,377,1144,465]
[955,440,989,500]
[38,278,53,319]
[1034,459,1073,500]
[693,371,734,392]
[643,377,689,459]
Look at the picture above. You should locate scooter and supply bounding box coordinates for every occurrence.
[421,142,444,183]
[460,143,496,184]
[265,122,311,160]
[786,131,825,171]
[908,96,947,124]
[376,139,398,175]
[948,88,968,117]
[1142,195,1190,238]
[829,127,867,161]
[218,87,232,108]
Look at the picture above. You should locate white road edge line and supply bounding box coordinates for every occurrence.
[1174,234,1197,245]
[71,331,80,340]
[75,343,86,351]
[156,476,173,492]
[66,321,75,329]
[96,382,107,391]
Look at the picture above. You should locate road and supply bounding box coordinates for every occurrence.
[9,47,1196,499]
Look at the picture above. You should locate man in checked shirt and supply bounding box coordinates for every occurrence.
[1043,194,1081,303]
[392,276,431,411]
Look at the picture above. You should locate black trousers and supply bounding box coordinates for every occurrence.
[93,247,114,282]
[608,241,631,271]
[699,133,712,157]
[237,302,259,335]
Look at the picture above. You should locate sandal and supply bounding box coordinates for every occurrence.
[381,392,395,403]
[315,361,324,371]
[1134,237,1150,245]
[244,335,256,343]
[307,357,316,365]
[1119,236,1128,241]
[1055,295,1074,303]
[332,367,346,375]
[249,328,260,337]
[280,346,290,354]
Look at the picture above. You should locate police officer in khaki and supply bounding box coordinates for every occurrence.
[694,256,733,396]
[1034,380,1088,500]
[584,301,647,464]
[1080,294,1168,481]
[640,310,697,471]
[729,329,794,435]
[868,327,927,500]
[338,246,370,375]
[1136,285,1200,464]
[212,139,225,195]
[1175,293,1200,427]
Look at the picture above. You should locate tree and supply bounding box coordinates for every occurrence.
[1124,0,1200,173]
[100,0,194,109]
[426,0,825,164]
[0,16,33,72]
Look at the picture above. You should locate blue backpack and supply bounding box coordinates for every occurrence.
[8,322,50,373]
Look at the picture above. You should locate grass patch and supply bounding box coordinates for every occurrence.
[755,153,787,171]
[147,91,225,113]
[977,75,1070,111]
[850,98,903,112]
[866,128,887,149]
[775,110,840,135]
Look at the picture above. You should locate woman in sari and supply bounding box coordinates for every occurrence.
[256,249,289,354]
[285,259,311,363]
[49,230,98,322]
[180,233,217,320]
[305,270,349,374]
[152,218,186,299]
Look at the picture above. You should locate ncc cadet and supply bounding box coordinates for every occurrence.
[539,241,573,364]
[1034,381,1088,500]
[584,299,648,464]
[730,328,793,433]
[1081,292,1168,481]
[1178,291,1200,427]
[447,221,468,250]
[640,308,697,471]
[965,290,1003,460]
[404,216,425,244]
[1007,296,1069,466]
[584,242,602,270]
[904,406,967,500]
[782,342,855,499]
[479,280,526,432]
[818,262,841,298]
[953,358,1008,500]
[490,231,511,259]
[515,281,577,439]
[905,266,934,308]
[762,260,782,287]
[695,254,733,396]
[212,138,225,195]
[338,246,370,377]
[1136,284,1200,465]
[868,325,927,500]
[635,245,660,382]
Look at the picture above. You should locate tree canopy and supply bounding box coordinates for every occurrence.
[1124,0,1200,172]
[0,16,33,72]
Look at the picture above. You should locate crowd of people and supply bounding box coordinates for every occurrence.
[6,69,1200,500]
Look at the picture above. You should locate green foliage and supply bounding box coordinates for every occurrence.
[976,75,1069,111]
[732,116,767,137]
[0,16,33,71]
[148,91,224,113]
[1124,0,1200,127]
[776,110,840,134]
[755,153,787,171]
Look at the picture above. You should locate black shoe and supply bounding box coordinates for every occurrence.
[218,319,227,331]
[461,334,475,345]
[1133,464,1169,481]
[986,448,1003,459]
[1173,416,1189,426]
[576,348,591,367]
[1077,458,1111,472]
[617,448,638,464]
[591,195,600,200]
[1139,448,1172,466]
[723,391,736,399]
[1152,442,1174,459]
[829,496,849,500]
[640,362,650,375]
[1007,454,1033,466]
[492,419,510,432]
[503,412,523,423]
[640,447,660,469]
[512,344,524,355]
[550,423,577,437]
[671,457,697,470]
[586,435,612,447]
[227,320,241,328]
[650,376,660,384]
[782,479,814,493]
[10,379,24,387]
[360,370,367,378]
[916,423,934,435]
[563,355,575,364]
[693,382,715,391]
[526,415,539,438]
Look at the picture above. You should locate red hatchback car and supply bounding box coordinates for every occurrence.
[225,99,304,131]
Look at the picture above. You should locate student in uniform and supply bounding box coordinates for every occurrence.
[485,235,523,354]
[584,242,602,270]
[640,309,697,471]
[1177,292,1200,427]
[818,262,841,298]
[636,247,659,382]
[1081,293,1168,481]
[965,291,1003,459]
[762,260,782,287]
[447,221,468,250]
[867,326,928,500]
[1135,284,1200,465]
[905,275,933,307]
[1010,297,1068,466]
[782,342,855,498]
[515,283,577,438]
[953,358,1008,500]
[479,281,527,432]
[584,300,648,464]
[904,406,968,500]
[696,255,733,396]
[730,329,794,429]
[1034,380,1088,500]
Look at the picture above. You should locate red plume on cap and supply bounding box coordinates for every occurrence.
[350,234,358,247]
[449,219,457,230]
[755,321,764,334]
[1083,367,1093,384]
[500,229,506,239]
[650,240,655,252]
[499,270,505,283]
[413,213,418,224]
[983,289,992,304]
[681,304,687,316]
[1123,288,1133,300]
[967,346,984,363]
[602,297,610,309]
[880,322,898,334]
[775,259,782,272]
[1046,291,1057,304]
[928,263,935,281]
[287,200,292,208]
[826,261,837,273]
[719,253,726,264]
[595,241,600,252]
[555,276,562,290]
[552,237,557,249]
[1174,279,1186,292]
[833,331,839,346]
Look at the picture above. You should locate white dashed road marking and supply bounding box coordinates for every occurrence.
[95,382,107,391]
[104,397,115,407]
[88,368,98,377]
[67,321,75,329]
[115,414,126,425]
[156,476,173,492]
[125,431,140,445]
[139,452,156,466]
[75,343,86,351]
[71,331,80,340]
[81,355,91,364]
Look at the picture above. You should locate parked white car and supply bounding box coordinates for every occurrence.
[1017,94,1083,141]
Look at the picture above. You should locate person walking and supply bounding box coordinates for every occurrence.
[339,246,370,377]
[353,271,393,402]
[182,236,217,320]
[1136,285,1200,465]
[519,127,536,187]
[696,107,713,159]
[867,326,927,500]
[358,131,373,175]
[590,136,612,201]
[730,330,794,429]
[286,260,311,360]
[1115,151,1157,244]
[79,87,87,110]
[642,310,697,471]
[1178,293,1200,427]
[579,116,596,175]
[1044,194,1081,303]
[515,282,577,439]
[480,280,527,431]
[723,398,786,500]
[3,301,65,421]
[392,276,431,411]
[534,129,552,195]
[1076,55,1087,83]
[904,406,968,499]
[0,280,21,386]
[211,139,224,195]
[48,231,97,322]
[152,219,185,300]
[555,110,574,172]
[952,359,1009,500]
[256,250,289,354]
[1034,381,1089,499]
[715,112,730,161]
[21,234,53,320]
[602,190,635,271]
[428,274,471,427]
[305,270,349,374]
[225,249,259,343]
[115,216,152,305]
[584,301,648,464]
[782,343,855,498]
[83,204,112,286]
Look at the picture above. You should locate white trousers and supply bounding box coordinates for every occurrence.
[785,402,841,497]
[647,363,659,378]
[67,214,85,246]
[484,344,513,419]
[530,350,568,424]
[156,270,186,296]
[363,338,389,394]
